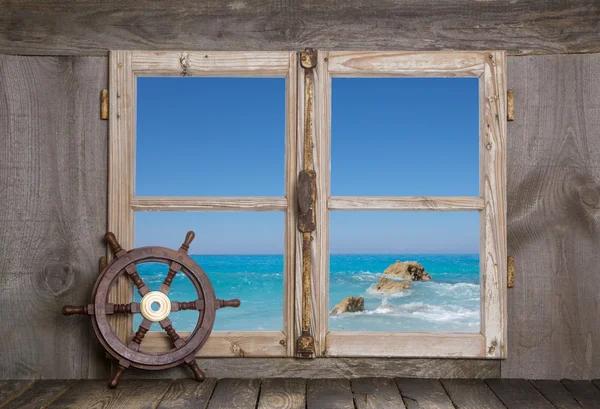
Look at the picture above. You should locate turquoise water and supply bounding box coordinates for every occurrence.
[135,254,479,333]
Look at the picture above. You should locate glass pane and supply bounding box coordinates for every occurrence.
[331,78,479,196]
[329,212,480,332]
[134,212,284,331]
[136,77,285,196]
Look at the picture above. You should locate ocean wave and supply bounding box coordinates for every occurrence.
[428,282,480,297]
[365,286,412,299]
[331,300,479,325]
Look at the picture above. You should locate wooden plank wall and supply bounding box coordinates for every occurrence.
[0,55,110,379]
[504,54,600,379]
[1,52,600,379]
[1,0,599,56]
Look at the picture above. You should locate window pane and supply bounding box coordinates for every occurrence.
[134,212,284,331]
[331,78,479,196]
[136,77,285,196]
[329,212,480,332]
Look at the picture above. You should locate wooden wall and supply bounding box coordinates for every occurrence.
[1,0,599,56]
[1,51,600,379]
[0,56,110,379]
[504,54,600,379]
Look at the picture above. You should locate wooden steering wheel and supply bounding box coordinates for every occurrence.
[62,231,240,388]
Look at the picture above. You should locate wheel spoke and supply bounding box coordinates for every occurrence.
[124,263,150,297]
[170,298,204,312]
[128,318,152,352]
[160,318,186,349]
[106,302,141,315]
[159,261,181,295]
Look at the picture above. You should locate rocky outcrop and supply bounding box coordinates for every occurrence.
[383,260,431,281]
[331,296,365,314]
[373,277,411,294]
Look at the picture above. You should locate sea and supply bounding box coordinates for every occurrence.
[135,254,480,333]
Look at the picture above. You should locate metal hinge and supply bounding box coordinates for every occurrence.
[507,90,514,121]
[507,256,515,288]
[101,89,109,120]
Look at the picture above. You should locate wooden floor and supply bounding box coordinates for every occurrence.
[2,378,600,408]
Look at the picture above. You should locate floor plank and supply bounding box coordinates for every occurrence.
[207,379,260,409]
[47,379,173,409]
[2,380,74,409]
[441,379,506,409]
[157,378,218,409]
[561,380,600,409]
[486,379,554,409]
[0,380,35,406]
[307,379,354,409]
[351,378,404,409]
[531,380,582,409]
[258,378,306,409]
[396,378,454,409]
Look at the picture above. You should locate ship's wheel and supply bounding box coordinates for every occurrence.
[62,231,240,388]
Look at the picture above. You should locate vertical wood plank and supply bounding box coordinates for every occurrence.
[441,379,507,409]
[395,378,454,409]
[108,50,135,343]
[531,380,582,409]
[258,378,306,409]
[503,53,600,379]
[0,55,109,379]
[314,50,331,356]
[486,379,554,409]
[481,50,508,359]
[207,379,261,409]
[351,378,404,409]
[2,380,74,409]
[284,52,298,356]
[307,379,354,409]
[157,379,218,409]
[561,380,600,408]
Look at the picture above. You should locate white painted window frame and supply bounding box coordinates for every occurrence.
[110,50,507,359]
[109,51,298,357]
[304,51,507,359]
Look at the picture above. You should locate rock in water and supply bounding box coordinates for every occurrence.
[331,296,365,314]
[374,277,411,294]
[384,260,431,281]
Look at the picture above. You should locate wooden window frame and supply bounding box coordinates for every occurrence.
[110,50,507,359]
[303,51,507,358]
[109,51,298,357]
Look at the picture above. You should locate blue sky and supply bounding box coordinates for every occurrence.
[135,77,480,254]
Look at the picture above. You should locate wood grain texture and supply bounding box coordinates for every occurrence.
[0,380,35,405]
[307,379,354,409]
[47,379,173,409]
[1,1,599,56]
[481,50,508,359]
[207,379,261,409]
[327,51,486,77]
[131,197,288,211]
[0,55,109,380]
[325,332,486,358]
[157,379,218,409]
[486,379,554,409]
[127,357,499,379]
[531,380,582,409]
[258,378,306,409]
[328,196,485,211]
[561,380,600,408]
[503,53,600,379]
[351,378,404,409]
[131,51,290,76]
[2,380,74,409]
[395,378,454,409]
[441,379,507,409]
[141,331,287,357]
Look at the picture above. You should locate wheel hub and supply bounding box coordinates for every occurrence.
[140,291,171,322]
